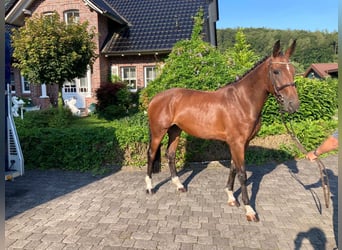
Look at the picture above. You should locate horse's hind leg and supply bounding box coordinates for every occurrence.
[167,125,186,192]
[146,129,166,194]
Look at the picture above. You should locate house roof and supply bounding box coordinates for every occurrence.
[83,0,129,25]
[6,0,217,56]
[5,0,36,26]
[5,0,18,13]
[304,63,338,78]
[92,0,215,55]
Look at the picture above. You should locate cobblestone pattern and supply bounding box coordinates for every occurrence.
[6,155,338,249]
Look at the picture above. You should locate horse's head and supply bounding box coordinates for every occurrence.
[268,40,299,114]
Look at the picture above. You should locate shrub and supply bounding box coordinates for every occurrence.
[262,77,338,125]
[139,9,230,110]
[19,126,121,174]
[95,82,132,120]
[15,107,74,129]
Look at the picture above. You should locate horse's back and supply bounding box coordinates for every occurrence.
[148,88,187,119]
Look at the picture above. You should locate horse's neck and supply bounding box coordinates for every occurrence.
[223,61,270,114]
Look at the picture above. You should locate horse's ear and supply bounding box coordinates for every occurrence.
[272,40,281,57]
[285,39,297,58]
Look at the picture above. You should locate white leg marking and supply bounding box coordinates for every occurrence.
[245,205,256,215]
[145,175,153,190]
[172,176,184,189]
[224,187,236,203]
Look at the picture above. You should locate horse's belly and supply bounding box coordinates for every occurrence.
[176,120,227,141]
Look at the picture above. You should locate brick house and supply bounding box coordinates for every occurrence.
[303,63,338,79]
[5,0,218,111]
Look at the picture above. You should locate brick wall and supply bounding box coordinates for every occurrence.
[16,0,104,109]
[109,54,167,89]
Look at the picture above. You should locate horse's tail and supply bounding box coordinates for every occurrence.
[148,127,161,174]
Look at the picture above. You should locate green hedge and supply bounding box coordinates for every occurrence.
[262,77,337,124]
[18,126,121,174]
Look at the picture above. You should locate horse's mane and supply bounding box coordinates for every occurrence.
[220,56,269,88]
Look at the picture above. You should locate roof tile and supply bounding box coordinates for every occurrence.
[102,0,209,54]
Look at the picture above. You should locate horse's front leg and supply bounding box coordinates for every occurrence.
[225,160,239,207]
[229,145,259,222]
[236,165,258,222]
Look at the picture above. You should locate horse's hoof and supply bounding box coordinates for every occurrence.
[246,213,259,222]
[178,187,187,192]
[228,200,240,207]
[146,189,154,195]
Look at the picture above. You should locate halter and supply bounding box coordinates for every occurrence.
[268,61,296,103]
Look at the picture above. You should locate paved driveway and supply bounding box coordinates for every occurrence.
[6,155,338,249]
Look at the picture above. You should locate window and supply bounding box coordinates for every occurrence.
[63,80,77,93]
[64,10,80,24]
[79,75,88,93]
[10,69,15,93]
[21,75,30,93]
[121,67,137,91]
[63,66,91,94]
[43,11,55,17]
[144,66,156,87]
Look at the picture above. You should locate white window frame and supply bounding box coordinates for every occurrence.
[63,66,91,96]
[78,67,91,96]
[144,66,157,87]
[64,10,80,24]
[43,11,55,17]
[21,75,30,94]
[10,69,16,94]
[121,67,137,92]
[63,79,77,93]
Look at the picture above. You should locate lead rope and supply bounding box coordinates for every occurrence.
[280,113,331,208]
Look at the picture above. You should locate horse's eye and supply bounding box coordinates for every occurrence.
[273,70,280,75]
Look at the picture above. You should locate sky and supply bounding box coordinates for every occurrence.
[217,0,338,32]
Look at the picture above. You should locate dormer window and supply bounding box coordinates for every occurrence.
[64,10,80,24]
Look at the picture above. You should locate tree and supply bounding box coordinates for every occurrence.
[224,29,259,79]
[11,12,97,94]
[139,8,229,110]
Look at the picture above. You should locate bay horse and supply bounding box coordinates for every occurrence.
[146,40,299,222]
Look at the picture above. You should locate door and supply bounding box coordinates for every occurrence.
[62,68,91,109]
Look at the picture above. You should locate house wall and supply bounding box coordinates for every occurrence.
[109,54,167,89]
[15,0,104,109]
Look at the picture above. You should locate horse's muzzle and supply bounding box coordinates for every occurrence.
[283,99,300,114]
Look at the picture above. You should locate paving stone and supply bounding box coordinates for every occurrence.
[175,234,198,244]
[5,155,338,249]
[133,239,158,249]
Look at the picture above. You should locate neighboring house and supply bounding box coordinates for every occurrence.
[303,63,338,79]
[5,0,219,111]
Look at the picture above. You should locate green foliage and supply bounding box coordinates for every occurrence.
[224,29,260,78]
[11,12,97,86]
[262,77,338,125]
[140,9,229,110]
[19,127,118,174]
[95,82,133,120]
[217,28,338,70]
[15,107,75,129]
